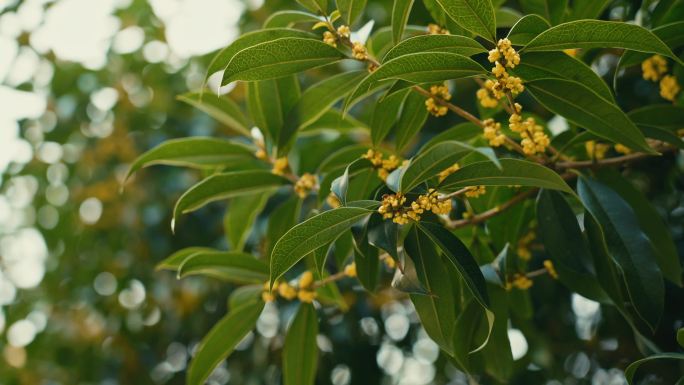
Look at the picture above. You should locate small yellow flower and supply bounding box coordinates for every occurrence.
[352,42,368,61]
[382,256,396,269]
[464,185,486,198]
[517,231,535,261]
[585,140,609,160]
[425,98,448,116]
[362,149,401,181]
[272,157,289,175]
[544,260,559,279]
[294,173,317,198]
[660,75,681,101]
[297,289,317,303]
[326,193,341,208]
[337,25,351,38]
[427,23,449,35]
[483,118,506,147]
[262,282,275,302]
[278,282,297,300]
[323,31,337,47]
[343,262,357,277]
[564,48,578,57]
[438,163,460,182]
[614,143,632,155]
[298,271,314,290]
[255,148,268,160]
[507,274,533,290]
[642,55,668,82]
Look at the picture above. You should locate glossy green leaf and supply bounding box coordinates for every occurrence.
[173,171,291,230]
[678,328,684,348]
[420,122,482,150]
[223,38,345,83]
[371,88,410,145]
[178,93,251,136]
[417,222,490,308]
[353,227,381,291]
[283,303,319,385]
[394,91,429,151]
[336,0,368,25]
[266,196,302,258]
[405,226,458,353]
[270,207,374,286]
[124,138,255,183]
[263,10,322,29]
[536,190,610,302]
[625,353,684,385]
[519,0,567,25]
[156,247,214,271]
[318,144,370,173]
[525,78,654,153]
[439,158,574,193]
[346,52,487,108]
[577,177,664,331]
[228,285,262,310]
[596,169,682,286]
[616,22,684,84]
[523,20,682,64]
[225,192,270,250]
[280,71,367,151]
[207,28,315,84]
[507,14,550,45]
[383,34,486,62]
[652,0,684,27]
[628,104,684,131]
[247,75,300,146]
[178,251,269,284]
[567,0,612,20]
[512,51,614,102]
[187,301,264,385]
[392,0,414,44]
[399,141,485,192]
[367,25,426,58]
[296,0,327,14]
[331,158,373,204]
[495,7,522,28]
[433,0,497,42]
[367,213,399,261]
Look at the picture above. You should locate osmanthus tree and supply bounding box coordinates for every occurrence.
[124,0,684,384]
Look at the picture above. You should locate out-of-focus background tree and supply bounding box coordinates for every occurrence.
[0,0,681,384]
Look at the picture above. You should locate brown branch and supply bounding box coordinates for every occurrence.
[445,188,537,229]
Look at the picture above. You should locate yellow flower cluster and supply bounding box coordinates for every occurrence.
[255,148,268,160]
[323,31,337,47]
[516,231,535,261]
[614,143,632,155]
[343,262,357,277]
[488,38,521,68]
[427,23,449,35]
[362,149,401,180]
[272,157,289,175]
[464,185,486,198]
[585,140,609,160]
[382,255,396,269]
[509,109,550,155]
[476,80,500,108]
[378,190,452,224]
[641,55,681,102]
[508,274,533,290]
[425,83,451,117]
[261,271,318,303]
[564,48,578,57]
[337,25,351,38]
[660,75,681,101]
[543,260,558,279]
[438,163,460,182]
[483,118,506,147]
[484,39,525,96]
[642,55,668,81]
[352,42,368,60]
[294,173,317,198]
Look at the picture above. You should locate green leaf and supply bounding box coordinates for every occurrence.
[156,247,214,271]
[628,104,684,131]
[318,144,369,173]
[124,138,255,183]
[336,0,368,25]
[207,28,315,84]
[392,0,414,44]
[383,34,486,62]
[223,38,345,84]
[567,0,612,20]
[519,0,567,25]
[270,207,374,286]
[596,169,682,286]
[173,171,291,231]
[346,52,487,108]
[625,353,684,385]
[507,14,550,45]
[678,328,684,348]
[495,7,522,28]
[178,251,269,284]
[523,20,682,65]
[187,301,264,385]
[439,158,574,193]
[228,285,262,310]
[452,299,494,368]
[405,226,458,353]
[178,93,251,136]
[417,222,490,308]
[420,122,482,150]
[433,0,497,42]
[394,91,429,151]
[331,158,373,204]
[371,88,410,145]
[283,303,319,385]
[525,78,654,154]
[263,10,323,29]
[247,75,301,146]
[399,141,488,193]
[577,177,665,331]
[616,22,684,83]
[280,71,367,151]
[536,190,610,302]
[512,52,614,102]
[296,0,327,14]
[225,192,270,250]
[266,196,302,258]
[367,213,399,261]
[368,25,426,59]
[353,227,381,291]
[652,0,684,27]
